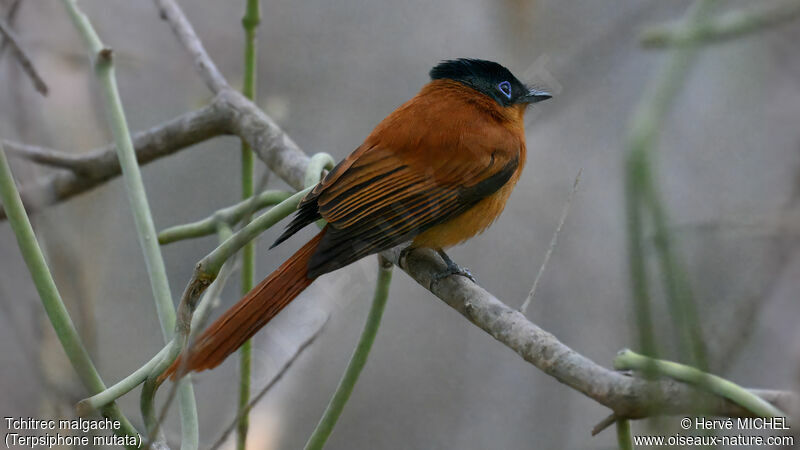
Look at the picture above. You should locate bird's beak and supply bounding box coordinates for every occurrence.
[521,88,552,104]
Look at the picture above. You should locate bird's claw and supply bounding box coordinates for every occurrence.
[433,260,477,283]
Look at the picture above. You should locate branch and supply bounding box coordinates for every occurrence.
[0,91,314,220]
[219,89,311,191]
[157,190,292,245]
[0,101,231,219]
[60,0,198,447]
[382,246,795,420]
[641,0,800,48]
[207,316,328,450]
[304,257,393,450]
[519,169,581,315]
[0,16,48,95]
[3,141,89,171]
[152,0,229,94]
[614,349,785,417]
[0,0,23,60]
[0,145,140,448]
[155,0,310,190]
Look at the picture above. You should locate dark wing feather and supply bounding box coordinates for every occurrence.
[305,149,518,277]
[271,81,525,276]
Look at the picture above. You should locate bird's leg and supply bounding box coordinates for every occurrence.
[434,249,476,283]
[398,245,415,267]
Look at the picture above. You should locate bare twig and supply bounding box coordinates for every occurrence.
[384,246,795,420]
[0,0,23,60]
[519,169,581,315]
[152,0,229,94]
[0,101,231,219]
[0,16,48,95]
[591,413,619,436]
[3,141,90,171]
[207,317,329,450]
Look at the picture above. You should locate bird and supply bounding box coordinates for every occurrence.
[162,58,551,380]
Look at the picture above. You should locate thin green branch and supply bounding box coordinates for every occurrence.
[158,190,292,245]
[208,316,327,450]
[144,249,239,448]
[614,349,785,417]
[643,174,708,369]
[198,187,311,278]
[238,2,260,447]
[305,153,335,189]
[625,151,658,360]
[304,256,393,450]
[59,1,198,447]
[0,145,139,448]
[642,0,800,48]
[77,340,177,415]
[616,419,633,450]
[78,235,235,416]
[624,0,716,369]
[167,154,332,380]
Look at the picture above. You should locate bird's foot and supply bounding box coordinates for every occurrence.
[434,250,477,283]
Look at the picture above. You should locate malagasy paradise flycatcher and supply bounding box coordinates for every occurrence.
[162,58,552,380]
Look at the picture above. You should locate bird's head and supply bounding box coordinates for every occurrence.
[429,58,551,108]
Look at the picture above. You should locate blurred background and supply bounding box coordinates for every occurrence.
[1,0,799,448]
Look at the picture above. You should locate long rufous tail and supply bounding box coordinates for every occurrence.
[161,230,325,381]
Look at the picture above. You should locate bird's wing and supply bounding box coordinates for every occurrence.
[304,137,520,277]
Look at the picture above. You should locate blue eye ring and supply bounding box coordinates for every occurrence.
[497,81,512,99]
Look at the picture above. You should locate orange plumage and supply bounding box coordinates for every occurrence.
[162,59,550,380]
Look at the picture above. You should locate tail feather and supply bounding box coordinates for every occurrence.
[161,230,324,381]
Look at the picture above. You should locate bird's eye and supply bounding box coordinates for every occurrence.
[497,81,512,99]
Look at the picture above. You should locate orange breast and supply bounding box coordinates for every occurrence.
[411,99,528,250]
[411,160,523,249]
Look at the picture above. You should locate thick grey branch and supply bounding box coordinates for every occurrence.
[152,0,229,94]
[381,246,796,419]
[0,101,230,219]
[217,90,310,191]
[0,15,48,95]
[149,0,310,190]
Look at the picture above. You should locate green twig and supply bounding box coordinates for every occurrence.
[625,151,658,360]
[616,419,633,450]
[643,177,708,369]
[78,230,234,416]
[143,154,330,447]
[208,316,328,450]
[238,1,261,447]
[304,256,394,450]
[641,0,800,48]
[0,145,139,448]
[77,340,177,415]
[144,244,239,448]
[614,349,785,417]
[167,154,332,378]
[158,190,291,244]
[59,1,198,447]
[624,0,716,369]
